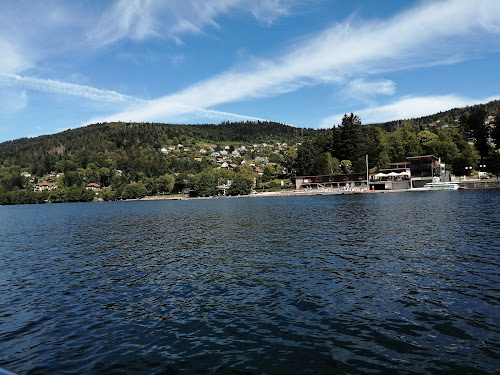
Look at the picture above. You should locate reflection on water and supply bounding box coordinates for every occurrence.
[1,190,499,374]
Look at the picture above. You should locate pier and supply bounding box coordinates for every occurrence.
[459,179,500,189]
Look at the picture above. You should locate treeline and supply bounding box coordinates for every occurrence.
[293,105,500,177]
[1,101,499,205]
[0,120,316,171]
[0,121,303,204]
[373,99,500,132]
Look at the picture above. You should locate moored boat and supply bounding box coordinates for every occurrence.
[421,182,460,190]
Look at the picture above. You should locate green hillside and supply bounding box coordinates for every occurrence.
[0,101,498,205]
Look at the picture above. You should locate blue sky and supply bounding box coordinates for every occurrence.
[0,0,499,142]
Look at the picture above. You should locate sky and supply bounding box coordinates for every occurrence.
[0,0,499,143]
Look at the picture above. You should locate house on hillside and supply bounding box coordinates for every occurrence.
[33,180,57,192]
[86,183,102,193]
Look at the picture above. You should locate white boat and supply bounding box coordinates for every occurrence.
[421,182,460,190]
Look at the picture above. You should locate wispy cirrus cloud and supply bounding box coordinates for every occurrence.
[0,0,295,73]
[1,0,499,136]
[340,78,396,101]
[0,74,142,103]
[88,0,296,47]
[319,95,500,127]
[98,0,500,124]
[0,37,32,74]
[92,100,265,125]
[0,73,262,124]
[0,1,90,74]
[0,87,27,114]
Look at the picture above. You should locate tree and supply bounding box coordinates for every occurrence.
[98,167,111,186]
[262,164,276,182]
[400,121,422,157]
[295,140,330,176]
[228,175,252,195]
[417,130,439,155]
[340,160,352,174]
[235,165,255,184]
[452,144,480,175]
[466,105,490,158]
[121,182,148,199]
[66,186,95,202]
[174,173,190,193]
[99,187,117,201]
[491,115,500,150]
[362,126,391,169]
[488,152,500,178]
[192,172,218,197]
[334,113,363,167]
[326,153,341,174]
[63,171,84,187]
[157,174,175,193]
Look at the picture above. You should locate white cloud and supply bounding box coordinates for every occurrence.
[88,0,296,47]
[0,73,265,125]
[0,87,28,114]
[0,1,90,74]
[1,0,499,132]
[91,101,265,125]
[319,95,500,127]
[0,74,142,103]
[99,0,500,124]
[0,37,31,74]
[341,78,396,99]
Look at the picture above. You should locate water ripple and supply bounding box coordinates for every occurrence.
[0,191,499,374]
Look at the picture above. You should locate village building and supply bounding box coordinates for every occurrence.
[296,155,451,192]
[407,155,448,188]
[295,174,367,191]
[369,161,411,191]
[33,180,57,192]
[85,183,102,193]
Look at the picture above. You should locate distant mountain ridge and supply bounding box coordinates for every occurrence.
[0,99,498,165]
[0,121,317,164]
[370,99,500,132]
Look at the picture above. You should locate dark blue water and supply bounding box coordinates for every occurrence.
[1,190,499,374]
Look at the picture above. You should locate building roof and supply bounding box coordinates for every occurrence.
[406,155,438,161]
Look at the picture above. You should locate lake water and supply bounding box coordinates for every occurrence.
[1,190,499,374]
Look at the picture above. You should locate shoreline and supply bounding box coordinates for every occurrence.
[2,179,497,206]
[140,179,500,201]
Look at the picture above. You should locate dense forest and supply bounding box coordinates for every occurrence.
[0,100,499,204]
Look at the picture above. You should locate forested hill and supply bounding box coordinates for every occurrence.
[0,121,318,167]
[2,99,499,164]
[371,99,500,132]
[0,101,499,204]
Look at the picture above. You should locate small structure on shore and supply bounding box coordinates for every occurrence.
[407,155,450,188]
[295,173,367,191]
[369,161,411,191]
[297,155,454,193]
